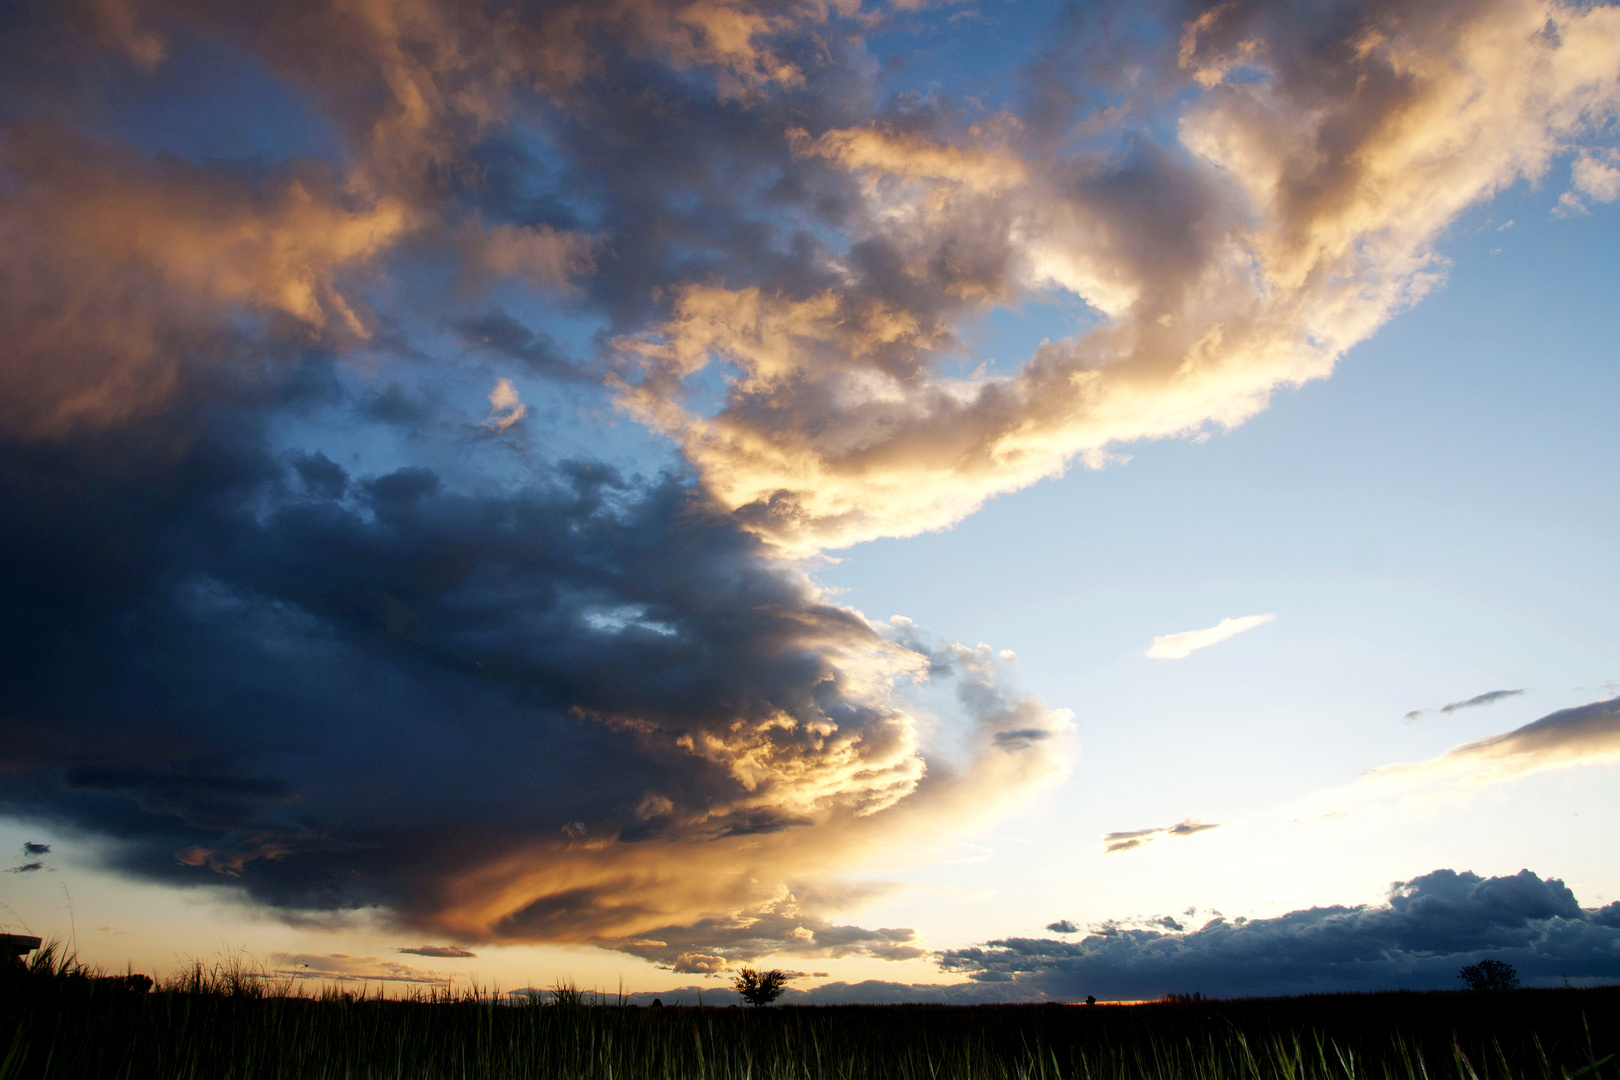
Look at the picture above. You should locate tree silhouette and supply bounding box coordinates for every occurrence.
[732,968,790,1007]
[1458,959,1520,991]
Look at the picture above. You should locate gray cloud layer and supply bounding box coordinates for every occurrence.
[936,869,1620,1000]
[602,867,1620,1003]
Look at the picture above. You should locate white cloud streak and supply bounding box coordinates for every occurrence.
[1145,614,1274,660]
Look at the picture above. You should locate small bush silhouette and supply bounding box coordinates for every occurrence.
[1459,959,1520,991]
[732,968,789,1007]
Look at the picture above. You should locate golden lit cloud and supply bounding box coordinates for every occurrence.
[429,623,1074,951]
[613,0,1620,554]
[484,378,529,431]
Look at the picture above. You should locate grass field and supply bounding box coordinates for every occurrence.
[2,948,1616,1079]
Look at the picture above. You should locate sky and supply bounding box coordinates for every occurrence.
[1,0,1619,1003]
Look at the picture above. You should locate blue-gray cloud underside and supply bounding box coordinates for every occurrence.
[933,869,1620,1000]
[603,868,1620,1002]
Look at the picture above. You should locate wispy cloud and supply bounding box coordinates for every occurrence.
[1304,696,1620,817]
[397,945,477,958]
[1441,689,1525,713]
[273,953,458,985]
[1103,819,1221,854]
[1145,615,1274,660]
[1405,688,1524,721]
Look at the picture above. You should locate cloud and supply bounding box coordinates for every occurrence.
[617,979,1029,1005]
[22,842,49,856]
[455,311,592,384]
[1103,819,1221,854]
[1301,696,1620,817]
[1562,148,1620,212]
[614,869,1620,1002]
[608,0,1620,553]
[0,422,1069,949]
[610,907,927,971]
[1145,615,1274,660]
[936,868,1620,999]
[0,0,1072,954]
[1440,689,1525,713]
[1045,920,1079,934]
[5,862,45,873]
[484,378,528,432]
[272,953,459,985]
[1404,688,1525,722]
[0,0,1614,970]
[397,945,477,958]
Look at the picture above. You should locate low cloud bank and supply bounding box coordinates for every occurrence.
[616,868,1620,1003]
[935,869,1620,1000]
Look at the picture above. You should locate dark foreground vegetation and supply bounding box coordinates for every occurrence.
[2,948,1616,1080]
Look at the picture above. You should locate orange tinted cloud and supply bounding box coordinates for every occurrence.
[614,0,1620,554]
[0,126,410,437]
[428,627,1073,952]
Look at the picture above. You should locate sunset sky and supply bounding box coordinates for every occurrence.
[2,0,1619,1002]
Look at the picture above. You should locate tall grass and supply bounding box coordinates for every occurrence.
[1,953,1614,1080]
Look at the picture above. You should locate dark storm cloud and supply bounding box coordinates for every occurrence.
[936,869,1620,999]
[0,55,1067,948]
[0,364,1002,943]
[22,843,50,856]
[0,0,1068,962]
[1046,920,1079,934]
